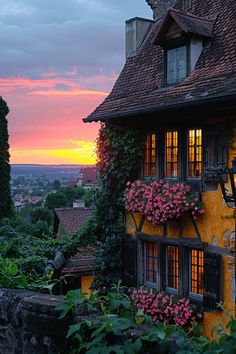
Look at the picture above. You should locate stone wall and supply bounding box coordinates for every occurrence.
[0,289,69,354]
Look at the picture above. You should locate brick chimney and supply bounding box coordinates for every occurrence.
[146,0,176,20]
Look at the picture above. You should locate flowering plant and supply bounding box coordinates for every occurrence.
[124,180,204,224]
[130,287,202,327]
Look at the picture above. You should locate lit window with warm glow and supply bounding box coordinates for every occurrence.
[165,130,178,178]
[188,129,202,177]
[145,133,157,177]
[167,245,179,290]
[145,242,158,284]
[190,249,204,296]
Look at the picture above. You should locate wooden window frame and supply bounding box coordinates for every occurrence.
[142,239,204,304]
[143,241,159,288]
[144,132,157,178]
[189,249,204,300]
[187,128,203,179]
[165,129,179,179]
[164,40,190,87]
[143,127,204,193]
[166,245,179,293]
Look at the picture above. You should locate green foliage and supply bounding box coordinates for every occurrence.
[176,305,236,354]
[83,188,94,207]
[93,124,145,288]
[0,98,14,220]
[56,289,88,319]
[53,179,61,190]
[19,203,34,222]
[61,215,97,258]
[45,185,86,210]
[57,283,194,354]
[0,257,29,289]
[45,192,68,210]
[30,207,52,225]
[0,256,67,294]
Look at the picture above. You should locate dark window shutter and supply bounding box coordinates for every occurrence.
[160,243,167,291]
[122,237,138,287]
[203,250,222,308]
[203,125,227,184]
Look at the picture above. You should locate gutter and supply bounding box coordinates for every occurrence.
[83,93,236,123]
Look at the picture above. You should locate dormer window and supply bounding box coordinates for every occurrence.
[153,8,216,87]
[166,45,187,85]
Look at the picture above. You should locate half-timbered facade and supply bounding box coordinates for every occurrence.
[84,0,236,334]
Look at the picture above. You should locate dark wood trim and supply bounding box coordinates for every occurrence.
[188,212,202,240]
[138,215,146,232]
[137,232,207,248]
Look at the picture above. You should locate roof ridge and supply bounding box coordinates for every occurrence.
[169,7,217,23]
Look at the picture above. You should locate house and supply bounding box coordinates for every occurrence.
[53,207,93,237]
[61,246,96,293]
[84,0,236,334]
[80,166,97,187]
[53,207,94,292]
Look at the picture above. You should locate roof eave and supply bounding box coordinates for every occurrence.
[83,93,236,123]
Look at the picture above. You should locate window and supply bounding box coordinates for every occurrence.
[166,46,187,85]
[144,242,158,284]
[144,128,203,183]
[166,245,179,290]
[165,130,178,178]
[188,129,202,177]
[142,242,207,302]
[190,249,204,296]
[145,133,157,177]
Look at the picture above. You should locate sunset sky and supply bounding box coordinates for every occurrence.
[1,0,151,165]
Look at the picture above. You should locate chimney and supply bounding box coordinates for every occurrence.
[73,200,85,208]
[146,0,176,20]
[126,17,154,59]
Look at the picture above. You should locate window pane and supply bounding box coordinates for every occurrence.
[190,250,204,295]
[165,131,178,178]
[145,133,157,177]
[145,242,158,284]
[167,245,179,289]
[188,129,202,177]
[167,46,187,85]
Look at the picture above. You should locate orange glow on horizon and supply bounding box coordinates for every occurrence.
[10,140,97,165]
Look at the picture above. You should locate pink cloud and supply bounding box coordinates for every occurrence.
[0,73,114,165]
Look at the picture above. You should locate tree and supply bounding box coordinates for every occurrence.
[0,98,13,220]
[62,185,84,206]
[83,188,94,207]
[53,179,61,191]
[30,208,52,225]
[45,192,67,210]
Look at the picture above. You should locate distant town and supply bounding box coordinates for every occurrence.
[11,164,96,211]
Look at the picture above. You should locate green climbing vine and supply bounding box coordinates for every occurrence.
[93,123,145,289]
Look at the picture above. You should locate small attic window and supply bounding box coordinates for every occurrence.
[166,45,187,85]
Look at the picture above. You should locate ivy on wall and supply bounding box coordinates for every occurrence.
[93,123,145,288]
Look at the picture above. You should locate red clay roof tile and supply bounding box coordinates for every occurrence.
[55,208,92,235]
[61,246,96,274]
[84,0,236,123]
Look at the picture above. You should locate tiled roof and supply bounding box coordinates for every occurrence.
[84,0,236,123]
[61,246,96,274]
[55,208,92,235]
[81,166,97,184]
[154,8,216,42]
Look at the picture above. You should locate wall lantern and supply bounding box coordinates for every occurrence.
[218,157,236,209]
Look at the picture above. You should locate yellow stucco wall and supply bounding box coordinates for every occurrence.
[81,275,93,294]
[125,142,236,337]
